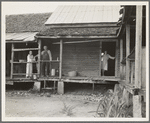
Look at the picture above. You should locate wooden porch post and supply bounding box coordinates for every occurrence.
[10,43,14,79]
[126,24,130,83]
[133,5,143,117]
[59,39,63,79]
[120,38,123,79]
[115,40,119,77]
[58,39,64,94]
[38,39,41,76]
[99,41,102,76]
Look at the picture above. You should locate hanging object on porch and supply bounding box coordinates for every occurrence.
[51,69,56,76]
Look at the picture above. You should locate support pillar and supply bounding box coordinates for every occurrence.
[115,40,119,77]
[99,42,102,76]
[58,39,64,94]
[10,43,14,79]
[126,24,130,83]
[59,39,63,79]
[120,39,123,79]
[38,39,41,77]
[58,81,64,94]
[133,5,143,118]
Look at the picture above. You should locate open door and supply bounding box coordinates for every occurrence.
[101,42,116,76]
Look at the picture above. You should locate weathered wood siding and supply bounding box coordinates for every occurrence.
[141,46,146,89]
[47,41,119,77]
[62,42,100,77]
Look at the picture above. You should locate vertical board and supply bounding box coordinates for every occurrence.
[141,47,146,88]
[10,44,14,79]
[133,5,143,118]
[38,39,41,76]
[120,39,123,78]
[59,39,63,79]
[115,40,119,77]
[126,24,130,83]
[99,42,102,76]
[135,6,143,88]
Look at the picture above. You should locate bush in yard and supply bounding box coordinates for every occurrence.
[96,84,133,118]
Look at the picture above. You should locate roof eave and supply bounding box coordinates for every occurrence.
[45,22,119,28]
[35,35,118,39]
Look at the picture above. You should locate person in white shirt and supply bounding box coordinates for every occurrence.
[101,51,115,76]
[26,51,34,78]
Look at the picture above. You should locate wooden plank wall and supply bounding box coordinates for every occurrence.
[141,46,146,89]
[50,40,120,77]
[62,42,100,77]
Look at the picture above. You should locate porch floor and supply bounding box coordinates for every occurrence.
[6,76,119,84]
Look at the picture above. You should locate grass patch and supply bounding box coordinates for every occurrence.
[61,101,76,116]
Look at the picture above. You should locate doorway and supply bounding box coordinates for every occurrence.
[102,42,116,76]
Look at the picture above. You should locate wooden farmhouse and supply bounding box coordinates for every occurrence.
[6,5,146,117]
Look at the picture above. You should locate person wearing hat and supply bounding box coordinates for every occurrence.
[35,46,52,77]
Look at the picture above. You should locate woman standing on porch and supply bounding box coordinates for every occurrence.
[26,51,34,78]
[101,51,115,76]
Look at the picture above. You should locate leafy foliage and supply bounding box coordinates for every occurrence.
[61,101,76,116]
[96,85,133,117]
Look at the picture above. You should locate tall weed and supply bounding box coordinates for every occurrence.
[96,85,133,117]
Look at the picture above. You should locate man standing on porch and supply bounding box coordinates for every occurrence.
[40,46,52,77]
[101,51,115,76]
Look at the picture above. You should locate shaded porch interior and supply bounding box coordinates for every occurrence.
[6,38,118,81]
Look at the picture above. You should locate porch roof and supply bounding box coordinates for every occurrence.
[6,32,38,43]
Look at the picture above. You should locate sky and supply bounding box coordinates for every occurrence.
[2,2,148,16]
[1,2,124,15]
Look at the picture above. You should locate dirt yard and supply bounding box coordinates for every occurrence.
[5,83,113,117]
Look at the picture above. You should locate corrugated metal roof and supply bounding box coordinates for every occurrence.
[45,5,120,25]
[6,32,38,42]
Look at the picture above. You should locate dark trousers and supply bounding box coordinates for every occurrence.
[41,62,49,76]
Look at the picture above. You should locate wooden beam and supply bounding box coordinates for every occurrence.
[13,48,39,51]
[99,42,102,76]
[59,39,63,79]
[133,5,143,118]
[120,39,123,79]
[38,39,41,76]
[12,73,38,75]
[10,43,14,79]
[115,40,119,77]
[45,22,118,28]
[35,35,118,39]
[6,41,36,43]
[53,39,117,44]
[126,24,130,83]
[135,6,142,89]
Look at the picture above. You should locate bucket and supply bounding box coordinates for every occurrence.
[68,71,77,77]
[33,74,37,79]
[51,69,56,76]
